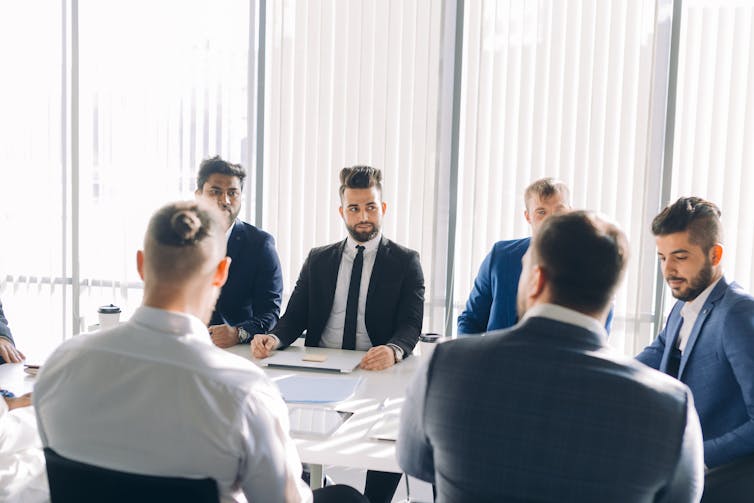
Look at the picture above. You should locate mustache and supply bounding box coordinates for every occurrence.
[666,276,685,282]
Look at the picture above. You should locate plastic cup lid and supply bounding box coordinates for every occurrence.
[98,304,121,314]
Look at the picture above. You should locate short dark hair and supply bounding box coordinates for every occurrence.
[651,197,722,252]
[339,166,382,200]
[532,211,629,314]
[196,156,246,191]
[144,201,225,282]
[524,178,570,210]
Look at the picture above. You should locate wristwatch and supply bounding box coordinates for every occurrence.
[387,343,404,363]
[237,327,251,344]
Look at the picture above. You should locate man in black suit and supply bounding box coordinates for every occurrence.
[0,298,24,364]
[195,156,283,348]
[253,165,425,502]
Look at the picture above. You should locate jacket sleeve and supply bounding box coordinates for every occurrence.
[270,252,312,349]
[704,298,754,467]
[239,234,283,338]
[397,354,435,483]
[457,250,494,335]
[0,300,15,364]
[662,390,704,503]
[388,251,424,355]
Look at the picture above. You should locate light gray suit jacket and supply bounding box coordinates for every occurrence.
[398,315,704,503]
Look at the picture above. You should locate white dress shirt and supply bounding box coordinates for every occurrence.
[33,306,311,503]
[319,234,381,351]
[0,400,48,503]
[677,277,721,352]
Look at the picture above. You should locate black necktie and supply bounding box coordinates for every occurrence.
[343,245,365,350]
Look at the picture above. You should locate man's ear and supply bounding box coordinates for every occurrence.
[381,201,387,215]
[212,256,231,288]
[338,205,344,219]
[530,265,547,299]
[710,244,724,266]
[136,250,145,280]
[524,210,532,225]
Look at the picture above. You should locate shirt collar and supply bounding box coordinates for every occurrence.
[345,233,381,256]
[129,306,212,345]
[680,276,722,320]
[225,220,236,243]
[521,303,608,339]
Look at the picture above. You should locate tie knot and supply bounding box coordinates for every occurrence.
[355,245,365,254]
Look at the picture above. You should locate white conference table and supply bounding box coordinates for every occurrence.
[0,338,431,489]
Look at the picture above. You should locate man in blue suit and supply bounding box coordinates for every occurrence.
[637,197,754,468]
[458,178,571,334]
[0,298,24,364]
[195,156,283,347]
[399,211,704,502]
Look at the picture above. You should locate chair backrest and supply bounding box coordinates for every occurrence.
[701,452,754,503]
[44,447,220,503]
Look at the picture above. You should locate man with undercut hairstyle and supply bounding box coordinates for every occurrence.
[34,201,366,503]
[253,165,425,503]
[637,197,754,468]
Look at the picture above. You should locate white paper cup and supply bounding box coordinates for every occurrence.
[98,304,121,329]
[417,332,441,358]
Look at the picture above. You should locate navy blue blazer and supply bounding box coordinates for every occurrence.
[0,298,15,364]
[271,237,424,356]
[637,277,754,467]
[210,221,283,339]
[457,237,530,334]
[458,237,613,335]
[399,315,703,502]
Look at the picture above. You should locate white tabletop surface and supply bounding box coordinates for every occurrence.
[0,338,430,474]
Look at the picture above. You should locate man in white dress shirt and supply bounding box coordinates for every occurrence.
[33,201,365,503]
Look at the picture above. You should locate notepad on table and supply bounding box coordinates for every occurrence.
[274,375,362,404]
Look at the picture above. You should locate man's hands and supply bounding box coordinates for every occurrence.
[4,392,32,411]
[208,324,238,348]
[0,337,24,364]
[251,334,279,359]
[360,345,395,371]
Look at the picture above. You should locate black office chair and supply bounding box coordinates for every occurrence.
[701,452,754,503]
[44,447,219,503]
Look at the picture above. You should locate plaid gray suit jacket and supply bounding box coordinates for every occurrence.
[398,315,704,503]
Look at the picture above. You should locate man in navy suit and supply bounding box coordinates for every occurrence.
[195,156,283,348]
[253,166,424,503]
[0,298,24,364]
[457,178,571,335]
[399,211,704,502]
[637,197,754,468]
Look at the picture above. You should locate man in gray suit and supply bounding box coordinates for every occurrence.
[397,211,704,502]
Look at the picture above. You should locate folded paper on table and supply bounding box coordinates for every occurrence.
[275,375,362,403]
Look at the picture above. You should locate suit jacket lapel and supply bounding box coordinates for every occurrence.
[366,237,390,310]
[660,306,684,372]
[678,277,729,378]
[320,240,346,318]
[225,220,243,260]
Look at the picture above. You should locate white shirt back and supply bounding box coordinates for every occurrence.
[33,306,311,503]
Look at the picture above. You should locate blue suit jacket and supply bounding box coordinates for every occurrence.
[210,221,283,339]
[0,298,15,364]
[637,277,754,467]
[399,315,703,502]
[458,237,613,335]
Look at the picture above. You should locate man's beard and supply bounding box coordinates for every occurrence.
[346,222,380,243]
[668,258,714,302]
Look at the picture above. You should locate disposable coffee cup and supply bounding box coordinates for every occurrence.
[418,332,441,358]
[98,304,121,329]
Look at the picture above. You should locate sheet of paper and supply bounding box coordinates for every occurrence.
[274,375,362,403]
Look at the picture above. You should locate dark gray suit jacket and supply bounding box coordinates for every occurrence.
[271,237,424,355]
[398,314,704,502]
